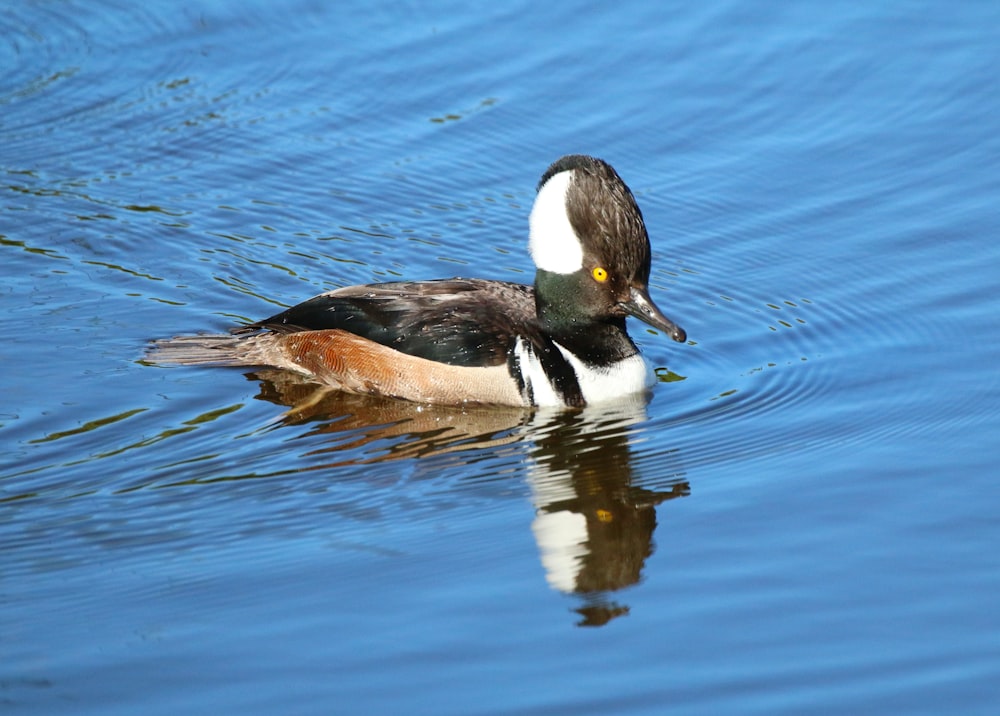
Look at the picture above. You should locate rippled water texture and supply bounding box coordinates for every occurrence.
[3,1,1000,714]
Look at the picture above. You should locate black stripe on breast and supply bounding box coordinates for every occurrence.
[509,335,585,408]
[537,337,585,407]
[507,347,533,406]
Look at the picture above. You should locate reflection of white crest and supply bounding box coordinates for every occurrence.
[532,509,589,592]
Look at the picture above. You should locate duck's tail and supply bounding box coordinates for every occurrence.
[144,333,251,366]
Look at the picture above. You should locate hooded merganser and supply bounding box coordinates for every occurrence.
[149,154,687,407]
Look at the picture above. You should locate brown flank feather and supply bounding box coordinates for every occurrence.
[148,329,525,406]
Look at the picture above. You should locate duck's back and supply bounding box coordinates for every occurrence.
[242,278,537,367]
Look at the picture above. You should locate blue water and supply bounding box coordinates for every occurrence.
[3,1,1000,713]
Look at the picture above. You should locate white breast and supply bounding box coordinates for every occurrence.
[514,337,654,407]
[555,344,655,405]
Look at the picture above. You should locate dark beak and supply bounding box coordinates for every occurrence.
[623,286,687,343]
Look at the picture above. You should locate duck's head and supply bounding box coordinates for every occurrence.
[528,154,687,343]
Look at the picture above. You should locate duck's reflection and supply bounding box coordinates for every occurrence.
[526,403,688,626]
[248,370,689,626]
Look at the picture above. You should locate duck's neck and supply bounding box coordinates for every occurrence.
[534,270,639,364]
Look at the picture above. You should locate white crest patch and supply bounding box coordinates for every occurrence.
[528,170,583,274]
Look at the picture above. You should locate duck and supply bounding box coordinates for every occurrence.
[149,154,687,408]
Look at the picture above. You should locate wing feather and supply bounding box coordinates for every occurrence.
[236,279,537,368]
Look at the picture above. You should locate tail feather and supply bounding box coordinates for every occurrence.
[145,334,251,366]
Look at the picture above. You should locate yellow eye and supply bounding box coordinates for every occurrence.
[592,266,609,282]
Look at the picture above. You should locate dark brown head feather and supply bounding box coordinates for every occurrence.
[539,155,651,282]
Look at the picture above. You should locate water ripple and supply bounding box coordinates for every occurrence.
[642,198,998,473]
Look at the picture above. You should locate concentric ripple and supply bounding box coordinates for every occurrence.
[637,196,1000,475]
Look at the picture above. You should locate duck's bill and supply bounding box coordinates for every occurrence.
[624,286,687,343]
